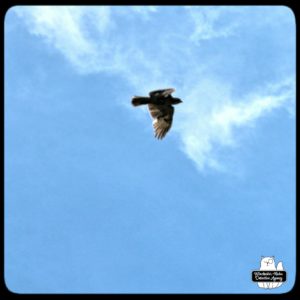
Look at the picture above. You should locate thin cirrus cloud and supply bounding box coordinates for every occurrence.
[12,6,295,172]
[178,77,294,171]
[13,6,163,83]
[186,6,241,41]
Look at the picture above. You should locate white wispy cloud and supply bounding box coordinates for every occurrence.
[130,6,158,18]
[12,6,295,172]
[13,6,161,78]
[176,77,295,171]
[14,7,101,72]
[185,6,242,42]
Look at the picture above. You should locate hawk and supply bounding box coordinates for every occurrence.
[131,88,182,139]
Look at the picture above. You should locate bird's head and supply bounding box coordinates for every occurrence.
[172,98,183,105]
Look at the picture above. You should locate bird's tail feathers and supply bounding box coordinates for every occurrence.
[132,96,150,106]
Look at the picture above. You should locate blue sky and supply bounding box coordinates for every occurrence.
[5,6,295,293]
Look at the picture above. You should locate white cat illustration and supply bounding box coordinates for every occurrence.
[258,256,284,289]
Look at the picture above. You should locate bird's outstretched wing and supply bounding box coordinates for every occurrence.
[148,103,174,139]
[149,88,175,98]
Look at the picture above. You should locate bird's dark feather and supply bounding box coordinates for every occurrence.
[132,88,181,139]
[149,88,175,98]
[148,104,174,140]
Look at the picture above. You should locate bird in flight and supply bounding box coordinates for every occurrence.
[131,88,182,139]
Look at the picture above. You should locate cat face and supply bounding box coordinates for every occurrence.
[260,256,276,270]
